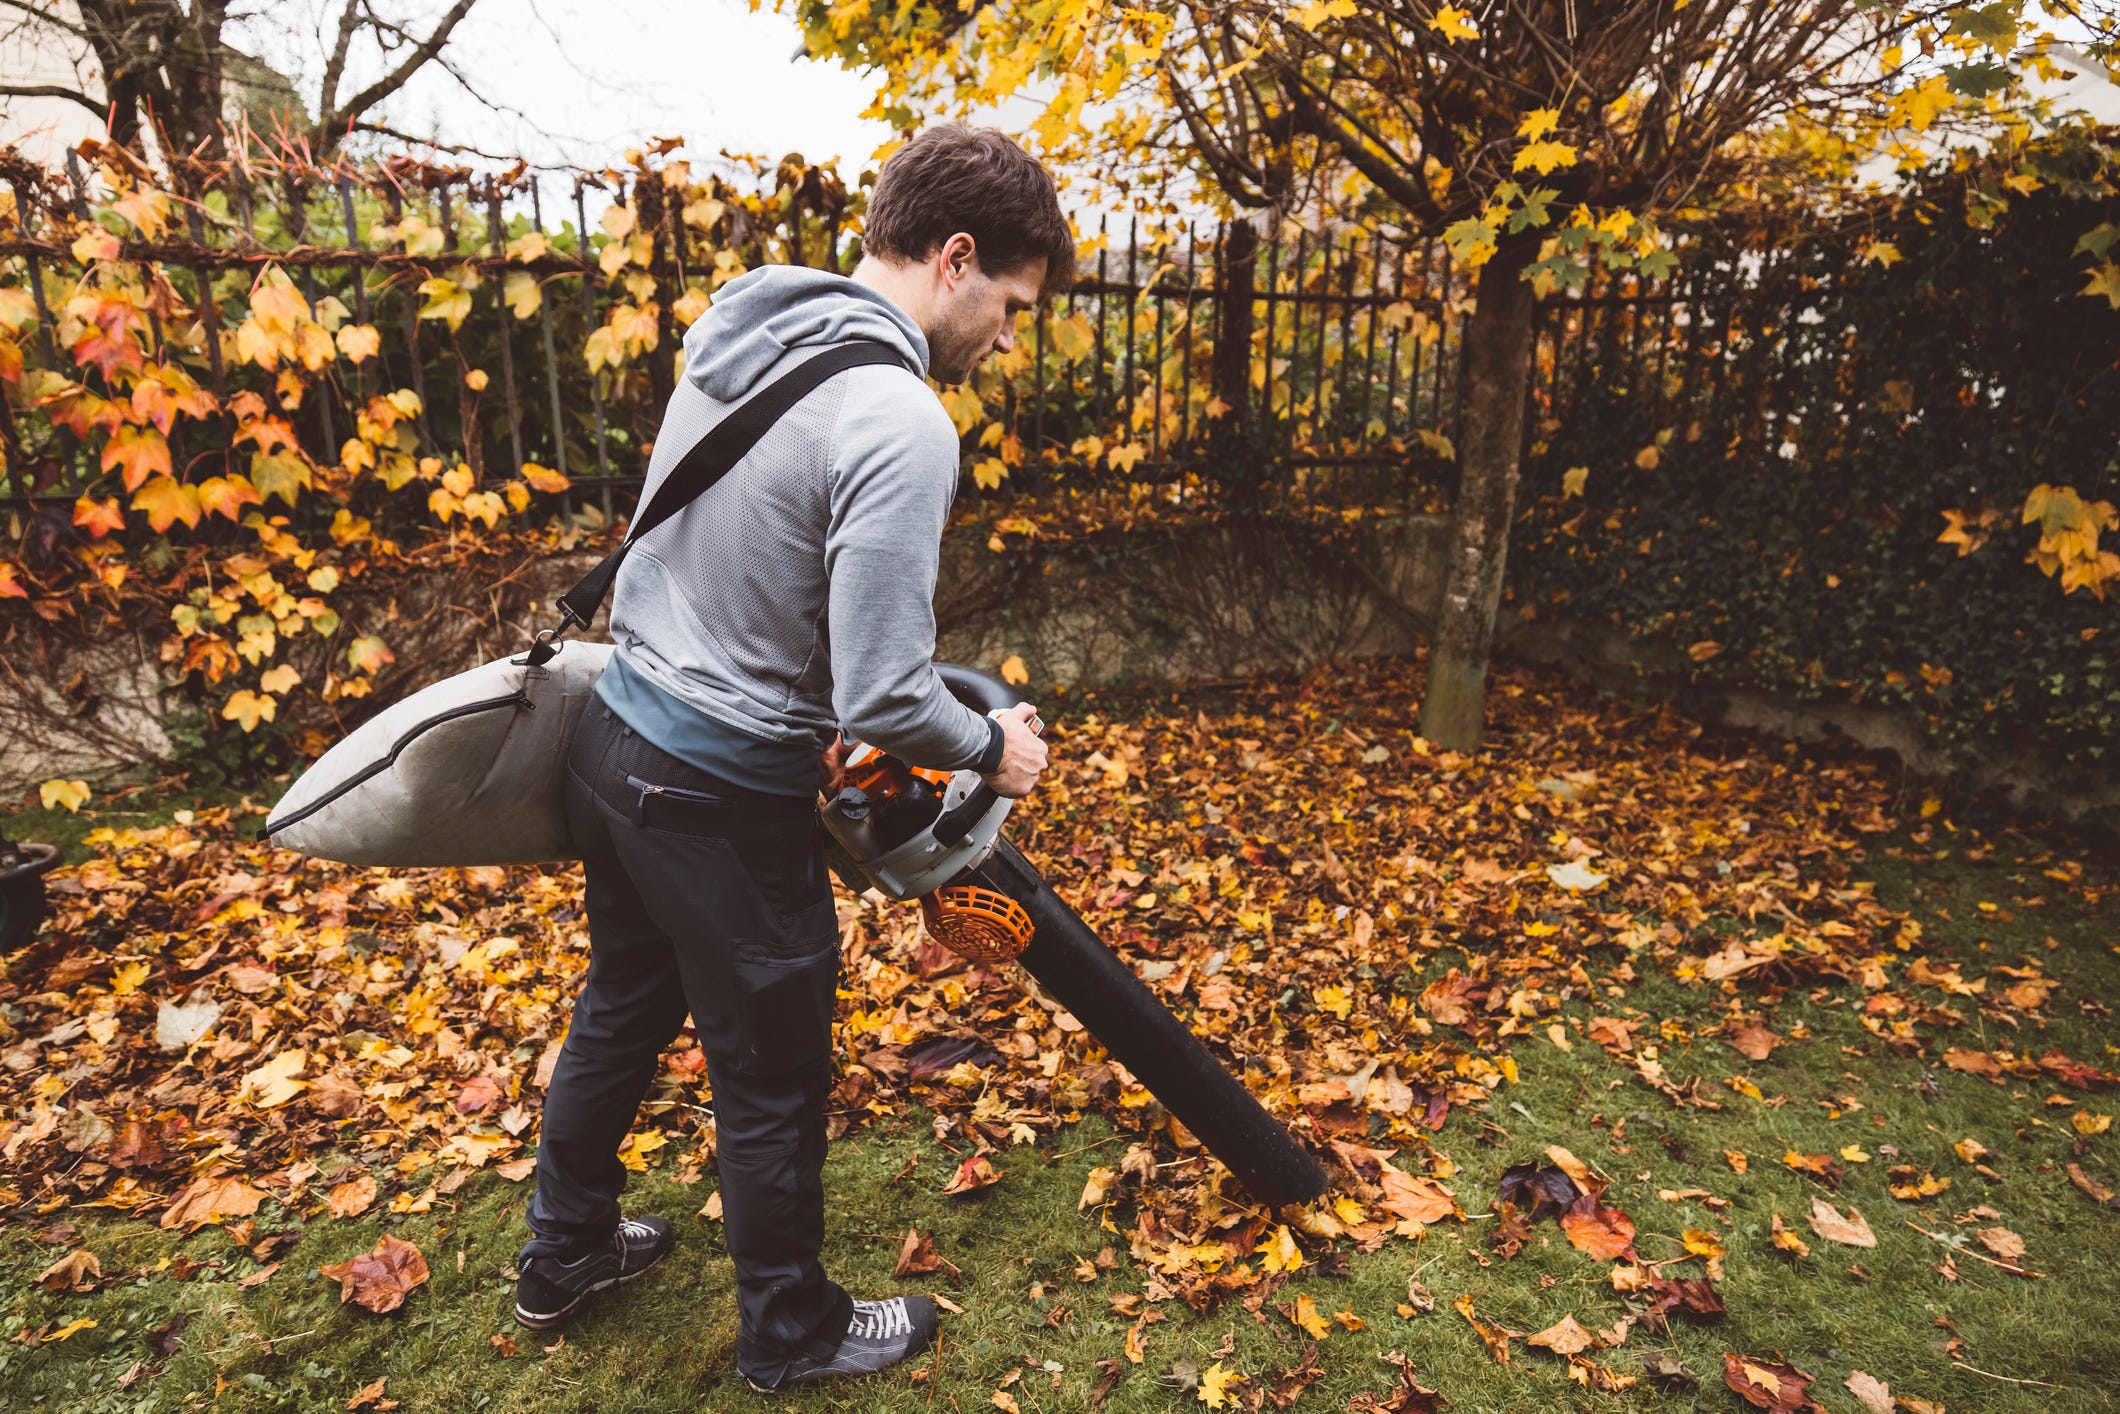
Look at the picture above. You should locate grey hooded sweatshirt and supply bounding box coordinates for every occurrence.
[594,265,999,796]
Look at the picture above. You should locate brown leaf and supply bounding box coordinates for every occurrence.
[1559,1193,1636,1261]
[318,1233,430,1314]
[1952,1137,1992,1165]
[1942,1049,2004,1082]
[1344,1351,1442,1413]
[37,1249,101,1293]
[1770,1212,1811,1259]
[1725,1024,1780,1062]
[160,1173,267,1232]
[1526,1314,1595,1356]
[1544,1145,1600,1195]
[327,1175,377,1219]
[1975,1226,2025,1262]
[346,1377,387,1410]
[1453,1293,1512,1365]
[894,1227,942,1277]
[1843,1371,1894,1414]
[1721,1352,1825,1413]
[2067,1162,2116,1205]
[1806,1197,1875,1248]
[495,1156,537,1182]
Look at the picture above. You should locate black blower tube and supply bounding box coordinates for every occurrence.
[934,664,1330,1209]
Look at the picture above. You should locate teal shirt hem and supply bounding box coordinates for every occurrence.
[595,652,819,798]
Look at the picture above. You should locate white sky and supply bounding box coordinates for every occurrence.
[274,0,905,175]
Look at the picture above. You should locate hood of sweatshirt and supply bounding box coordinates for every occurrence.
[682,264,931,403]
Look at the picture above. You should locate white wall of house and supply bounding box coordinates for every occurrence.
[0,0,112,167]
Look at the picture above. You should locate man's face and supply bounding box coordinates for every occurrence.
[927,242,1047,386]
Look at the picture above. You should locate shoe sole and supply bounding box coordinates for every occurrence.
[513,1246,670,1330]
[741,1319,939,1394]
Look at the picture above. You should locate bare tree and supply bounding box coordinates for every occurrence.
[0,0,478,161]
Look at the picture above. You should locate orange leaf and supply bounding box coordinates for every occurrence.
[102,425,171,493]
[1558,1194,1636,1261]
[73,496,125,538]
[131,475,203,533]
[0,561,26,599]
[197,474,264,522]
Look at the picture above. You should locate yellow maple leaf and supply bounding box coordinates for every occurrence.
[221,689,277,733]
[259,664,302,695]
[43,1317,98,1343]
[110,960,150,996]
[1293,0,1357,30]
[1514,140,1579,175]
[1000,654,1030,686]
[1288,1291,1333,1338]
[1517,107,1561,140]
[1888,74,1954,132]
[1255,1224,1303,1273]
[131,475,203,533]
[1197,1362,1242,1408]
[336,324,381,363]
[2080,261,2120,310]
[1315,984,1353,1020]
[240,1048,308,1108]
[1863,241,1902,267]
[1427,5,1478,40]
[618,1130,669,1172]
[1562,466,1589,498]
[40,778,91,812]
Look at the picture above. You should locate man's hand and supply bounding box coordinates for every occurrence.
[818,732,853,795]
[982,702,1048,799]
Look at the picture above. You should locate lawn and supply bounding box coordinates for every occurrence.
[2,656,2115,1413]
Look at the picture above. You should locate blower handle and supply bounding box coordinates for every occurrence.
[930,663,1028,847]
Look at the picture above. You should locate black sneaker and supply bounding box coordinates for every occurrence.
[514,1215,674,1330]
[741,1295,940,1392]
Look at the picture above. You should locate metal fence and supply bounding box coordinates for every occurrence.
[3,144,1747,527]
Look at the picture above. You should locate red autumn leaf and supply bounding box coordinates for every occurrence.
[454,1074,504,1114]
[1558,1192,1636,1262]
[319,1233,431,1313]
[941,1154,1003,1196]
[69,296,146,380]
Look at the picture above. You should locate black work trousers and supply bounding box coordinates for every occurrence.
[522,702,852,1377]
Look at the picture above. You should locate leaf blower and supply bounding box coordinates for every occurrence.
[823,664,1329,1209]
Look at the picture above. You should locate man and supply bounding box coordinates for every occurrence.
[513,125,1072,1393]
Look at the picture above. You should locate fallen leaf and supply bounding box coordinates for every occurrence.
[2066,1163,2116,1205]
[1344,1351,1443,1412]
[1527,1314,1595,1356]
[1976,1226,2026,1262]
[942,1155,1003,1196]
[1844,1370,1894,1414]
[328,1175,377,1219]
[1726,1024,1780,1061]
[38,1249,101,1292]
[894,1228,942,1277]
[1722,1352,1825,1413]
[1197,1360,1241,1408]
[1454,1293,1512,1365]
[318,1233,430,1314]
[160,1173,267,1232]
[1559,1193,1636,1261]
[1886,1166,1951,1201]
[1770,1212,1811,1259]
[1378,1169,1456,1225]
[1806,1197,1875,1248]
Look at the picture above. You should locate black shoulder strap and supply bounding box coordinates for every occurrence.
[527,340,902,666]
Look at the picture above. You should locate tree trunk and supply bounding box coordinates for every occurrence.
[1418,236,1540,752]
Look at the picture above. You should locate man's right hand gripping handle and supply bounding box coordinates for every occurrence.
[983,702,1048,799]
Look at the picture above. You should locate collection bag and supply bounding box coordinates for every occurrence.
[259,342,899,867]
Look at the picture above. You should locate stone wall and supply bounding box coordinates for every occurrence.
[6,513,2114,830]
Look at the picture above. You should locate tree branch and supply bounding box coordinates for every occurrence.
[0,82,109,117]
[318,0,480,137]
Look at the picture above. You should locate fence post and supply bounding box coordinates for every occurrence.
[1211,219,1257,431]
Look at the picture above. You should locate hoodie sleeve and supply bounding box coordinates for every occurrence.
[823,369,995,771]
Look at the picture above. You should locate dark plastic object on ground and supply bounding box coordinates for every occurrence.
[0,837,60,952]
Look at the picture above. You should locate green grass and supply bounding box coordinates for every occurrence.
[3,811,2117,1413]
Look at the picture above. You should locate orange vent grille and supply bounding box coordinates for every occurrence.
[920,886,1035,964]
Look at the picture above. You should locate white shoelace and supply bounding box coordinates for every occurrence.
[849,1299,912,1342]
[618,1218,656,1243]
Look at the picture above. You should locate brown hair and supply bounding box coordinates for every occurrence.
[862,125,1076,300]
